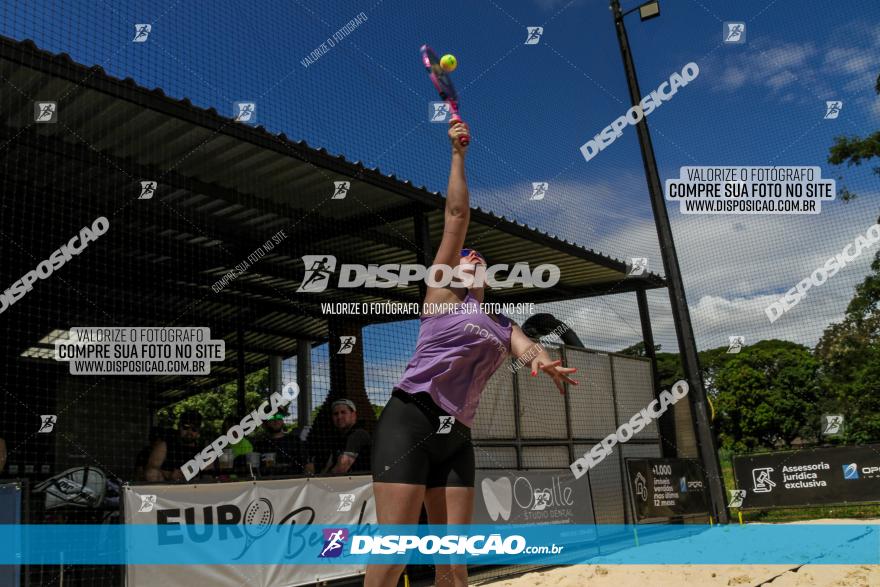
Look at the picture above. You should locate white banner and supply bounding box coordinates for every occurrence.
[124,476,375,587]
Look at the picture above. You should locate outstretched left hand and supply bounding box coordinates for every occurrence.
[531,359,579,394]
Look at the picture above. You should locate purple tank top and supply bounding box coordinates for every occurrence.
[396,291,513,427]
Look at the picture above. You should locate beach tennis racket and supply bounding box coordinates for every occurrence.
[233,497,273,559]
[420,44,469,146]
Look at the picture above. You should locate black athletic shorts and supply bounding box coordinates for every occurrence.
[371,388,475,488]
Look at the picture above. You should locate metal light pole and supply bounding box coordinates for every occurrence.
[609,0,729,523]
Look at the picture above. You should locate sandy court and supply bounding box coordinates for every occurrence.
[482,564,879,587]
[481,520,880,587]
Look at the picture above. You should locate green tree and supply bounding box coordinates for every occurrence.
[617,341,662,357]
[815,251,880,443]
[712,340,822,451]
[818,66,880,441]
[156,369,269,438]
[310,402,386,425]
[827,73,880,201]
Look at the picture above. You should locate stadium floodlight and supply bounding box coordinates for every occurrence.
[638,1,660,21]
[609,0,729,524]
[619,0,660,21]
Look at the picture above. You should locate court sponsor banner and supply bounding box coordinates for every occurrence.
[473,469,593,524]
[473,468,597,553]
[124,475,375,587]
[0,482,22,587]
[732,444,880,509]
[625,458,710,521]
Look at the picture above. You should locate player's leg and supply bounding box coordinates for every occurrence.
[366,391,433,586]
[364,482,426,587]
[424,440,476,587]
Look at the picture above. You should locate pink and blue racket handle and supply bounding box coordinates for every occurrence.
[449,111,470,146]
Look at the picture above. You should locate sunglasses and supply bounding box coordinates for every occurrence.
[181,424,200,431]
[460,248,484,261]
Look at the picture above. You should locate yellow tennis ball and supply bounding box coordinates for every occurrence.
[440,54,457,72]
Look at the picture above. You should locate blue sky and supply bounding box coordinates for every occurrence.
[4,0,880,406]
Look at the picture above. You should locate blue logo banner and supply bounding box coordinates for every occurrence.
[0,524,877,565]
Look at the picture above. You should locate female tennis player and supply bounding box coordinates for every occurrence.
[365,121,578,587]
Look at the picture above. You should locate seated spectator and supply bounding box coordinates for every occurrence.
[254,411,302,474]
[222,415,254,459]
[134,427,166,481]
[145,411,205,482]
[311,399,371,475]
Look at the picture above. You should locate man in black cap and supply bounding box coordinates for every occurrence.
[145,410,205,482]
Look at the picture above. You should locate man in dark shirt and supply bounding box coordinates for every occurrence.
[145,411,204,482]
[314,399,371,475]
[133,427,167,481]
[254,412,302,474]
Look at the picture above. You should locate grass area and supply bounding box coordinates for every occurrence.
[739,503,880,523]
[717,448,880,523]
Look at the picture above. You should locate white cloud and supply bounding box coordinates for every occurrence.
[705,25,880,109]
[760,43,817,70]
[824,47,873,76]
[709,40,824,98]
[522,189,880,353]
[471,173,655,252]
[766,70,797,90]
[719,66,748,91]
[533,0,579,9]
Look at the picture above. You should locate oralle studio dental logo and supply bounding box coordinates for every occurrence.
[481,474,574,521]
[482,477,513,521]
